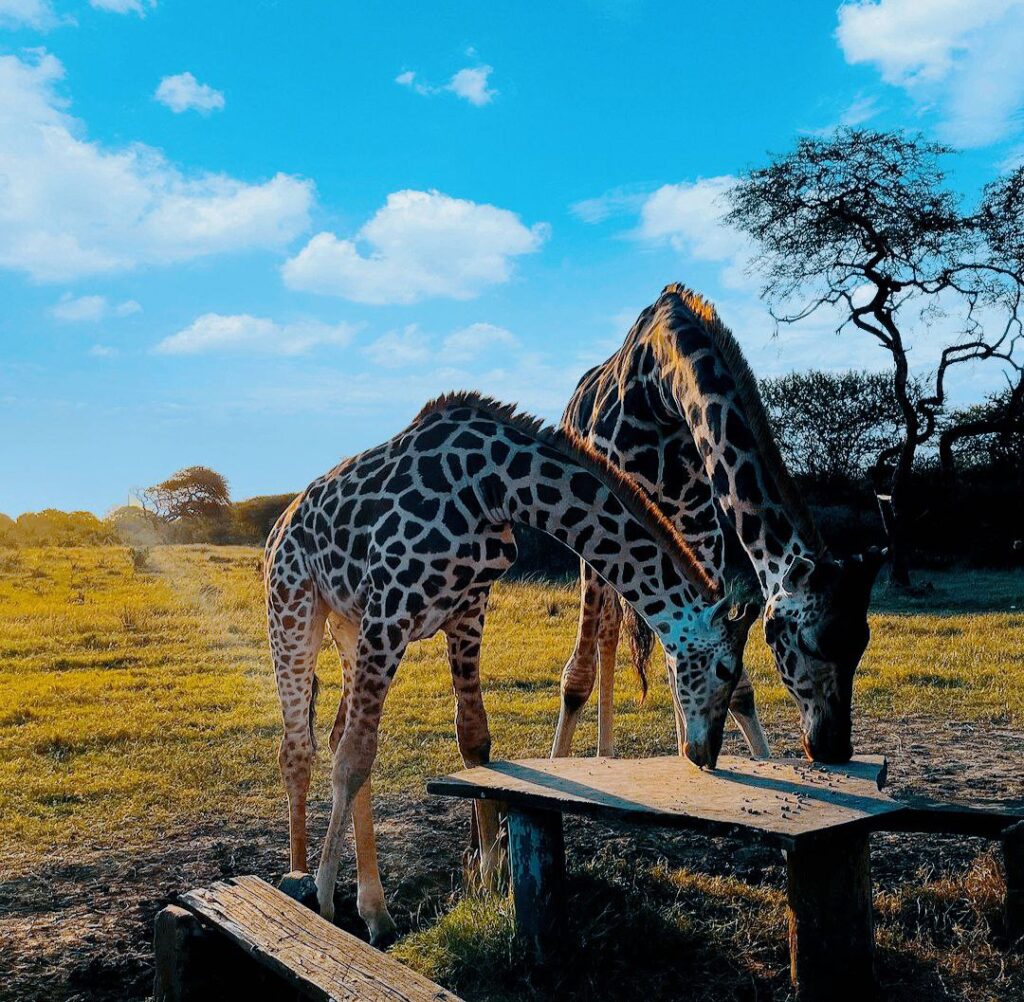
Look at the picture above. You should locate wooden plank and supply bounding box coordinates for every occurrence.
[507,808,567,962]
[878,800,1023,839]
[428,755,895,848]
[786,830,875,1000]
[180,876,462,1002]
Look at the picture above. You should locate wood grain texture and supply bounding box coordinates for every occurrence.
[428,755,894,849]
[180,876,462,1002]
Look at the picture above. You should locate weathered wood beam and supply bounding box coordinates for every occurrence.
[787,831,876,1001]
[507,807,567,963]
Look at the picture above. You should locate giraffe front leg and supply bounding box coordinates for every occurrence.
[447,593,505,891]
[316,604,404,927]
[352,780,397,946]
[551,563,602,757]
[728,669,771,759]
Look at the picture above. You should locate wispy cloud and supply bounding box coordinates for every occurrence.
[156,314,357,355]
[155,72,225,114]
[569,185,650,224]
[0,0,63,29]
[90,0,154,14]
[283,189,546,305]
[395,63,497,106]
[50,293,141,322]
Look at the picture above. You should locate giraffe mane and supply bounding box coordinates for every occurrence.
[657,283,826,555]
[415,390,718,598]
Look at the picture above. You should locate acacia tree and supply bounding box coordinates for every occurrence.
[727,130,1024,586]
[761,369,917,488]
[141,466,231,522]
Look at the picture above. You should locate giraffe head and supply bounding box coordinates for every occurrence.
[664,597,761,769]
[763,547,887,763]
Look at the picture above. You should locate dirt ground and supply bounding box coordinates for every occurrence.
[2,714,1022,1002]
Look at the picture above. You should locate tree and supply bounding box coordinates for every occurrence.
[727,129,1024,586]
[231,493,297,543]
[141,466,231,522]
[940,380,1024,481]
[761,370,918,488]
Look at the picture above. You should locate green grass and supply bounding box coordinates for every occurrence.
[1,546,1022,999]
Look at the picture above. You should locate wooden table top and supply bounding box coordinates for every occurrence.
[427,755,1021,848]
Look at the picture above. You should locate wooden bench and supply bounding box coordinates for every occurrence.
[153,874,462,1002]
[427,755,1024,1001]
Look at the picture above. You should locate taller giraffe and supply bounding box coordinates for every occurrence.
[266,392,757,934]
[555,284,885,763]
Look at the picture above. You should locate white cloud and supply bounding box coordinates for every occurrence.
[50,293,142,322]
[155,314,357,355]
[89,344,118,358]
[442,322,518,362]
[634,176,755,289]
[836,0,1024,146]
[282,189,546,304]
[90,0,152,13]
[362,324,434,368]
[0,51,312,282]
[447,66,496,106]
[155,72,225,114]
[396,64,497,106]
[0,0,60,28]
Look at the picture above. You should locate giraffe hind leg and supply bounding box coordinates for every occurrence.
[551,563,603,757]
[267,568,326,874]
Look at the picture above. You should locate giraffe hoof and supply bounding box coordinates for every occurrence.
[368,912,398,949]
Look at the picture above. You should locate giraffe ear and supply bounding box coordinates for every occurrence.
[704,596,732,629]
[781,555,815,593]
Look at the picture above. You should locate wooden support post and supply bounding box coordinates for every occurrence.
[1003,820,1024,946]
[507,807,567,963]
[153,905,215,1002]
[786,830,876,1001]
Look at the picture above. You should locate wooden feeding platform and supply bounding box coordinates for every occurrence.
[427,755,1024,1000]
[153,874,463,1002]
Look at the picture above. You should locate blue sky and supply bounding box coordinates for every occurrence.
[2,0,1024,515]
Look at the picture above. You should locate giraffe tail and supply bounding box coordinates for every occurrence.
[622,604,652,702]
[308,672,320,753]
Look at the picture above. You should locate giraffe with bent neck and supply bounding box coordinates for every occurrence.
[265,392,757,939]
[554,285,885,764]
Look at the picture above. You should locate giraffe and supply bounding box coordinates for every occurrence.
[553,284,886,765]
[265,392,758,936]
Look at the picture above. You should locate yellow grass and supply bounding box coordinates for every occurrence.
[1,545,1023,875]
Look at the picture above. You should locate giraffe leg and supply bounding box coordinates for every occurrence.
[728,669,771,758]
[446,591,504,890]
[551,563,602,757]
[267,572,326,874]
[316,599,405,929]
[325,616,396,942]
[596,596,622,757]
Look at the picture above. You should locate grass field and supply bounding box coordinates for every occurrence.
[1,545,1023,1000]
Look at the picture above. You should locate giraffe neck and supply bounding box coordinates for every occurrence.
[471,435,714,636]
[649,297,822,597]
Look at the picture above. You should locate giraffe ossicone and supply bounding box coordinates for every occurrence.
[265,392,757,931]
